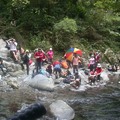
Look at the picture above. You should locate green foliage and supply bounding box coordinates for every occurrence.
[54,17,77,33]
[94,0,116,10]
[52,17,78,51]
[11,0,30,8]
[29,33,51,50]
[0,0,119,57]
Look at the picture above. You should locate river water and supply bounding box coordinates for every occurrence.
[0,77,120,120]
[70,81,120,120]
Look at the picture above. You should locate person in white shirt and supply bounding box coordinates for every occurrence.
[89,54,95,71]
[7,38,18,62]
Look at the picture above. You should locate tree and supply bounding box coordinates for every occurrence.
[53,17,77,51]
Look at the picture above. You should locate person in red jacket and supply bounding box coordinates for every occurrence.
[88,63,103,85]
[34,48,44,73]
[94,63,103,81]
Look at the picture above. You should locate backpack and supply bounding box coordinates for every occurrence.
[23,54,29,64]
[61,60,68,69]
[63,75,74,84]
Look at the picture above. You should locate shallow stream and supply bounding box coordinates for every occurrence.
[0,77,120,120]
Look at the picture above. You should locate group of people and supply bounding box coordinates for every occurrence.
[87,50,103,85]
[4,38,54,75]
[1,38,120,89]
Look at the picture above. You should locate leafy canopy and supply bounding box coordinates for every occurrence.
[54,17,77,33]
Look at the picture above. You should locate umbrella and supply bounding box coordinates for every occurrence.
[64,48,82,61]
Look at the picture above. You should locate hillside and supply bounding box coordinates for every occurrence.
[0,0,120,63]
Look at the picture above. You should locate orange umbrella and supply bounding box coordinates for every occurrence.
[64,48,82,61]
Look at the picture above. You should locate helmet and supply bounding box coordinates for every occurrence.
[97,63,101,67]
[50,48,52,50]
[26,49,29,52]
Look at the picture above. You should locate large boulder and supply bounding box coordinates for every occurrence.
[28,74,55,92]
[49,100,75,120]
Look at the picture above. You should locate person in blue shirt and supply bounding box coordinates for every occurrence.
[53,63,62,79]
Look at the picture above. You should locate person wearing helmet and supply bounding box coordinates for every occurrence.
[94,63,103,81]
[88,63,103,85]
[47,48,54,63]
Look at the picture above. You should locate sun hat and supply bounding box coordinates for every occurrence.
[97,63,101,67]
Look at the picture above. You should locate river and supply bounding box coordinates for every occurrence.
[0,74,120,120]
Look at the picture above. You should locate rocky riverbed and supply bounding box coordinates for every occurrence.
[0,38,120,120]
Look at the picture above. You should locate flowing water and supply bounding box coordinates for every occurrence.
[0,77,120,120]
[69,82,120,120]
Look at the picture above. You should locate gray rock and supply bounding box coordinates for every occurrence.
[54,77,64,84]
[9,70,24,77]
[6,78,19,89]
[28,74,55,92]
[49,100,75,120]
[4,61,22,72]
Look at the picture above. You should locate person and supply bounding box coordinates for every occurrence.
[0,57,7,75]
[107,64,118,72]
[94,63,103,81]
[88,54,95,71]
[47,48,54,63]
[70,72,81,89]
[53,62,62,79]
[88,70,96,85]
[78,56,83,68]
[33,48,38,69]
[34,48,44,73]
[88,63,103,85]
[46,63,53,75]
[42,51,48,65]
[21,50,30,75]
[63,72,74,84]
[95,51,101,63]
[61,68,71,78]
[19,45,25,58]
[64,53,72,68]
[60,59,69,69]
[6,38,18,62]
[72,53,80,74]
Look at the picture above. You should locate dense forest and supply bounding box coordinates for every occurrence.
[0,0,120,56]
